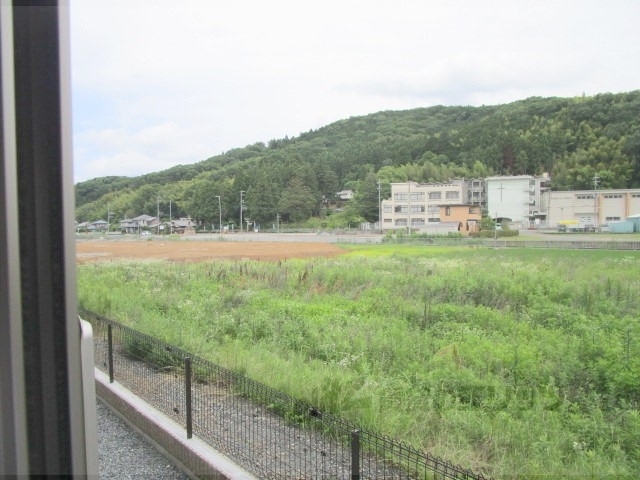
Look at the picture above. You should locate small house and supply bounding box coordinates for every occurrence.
[438,204,482,235]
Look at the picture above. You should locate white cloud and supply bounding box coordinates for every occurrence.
[73,122,215,181]
[70,0,640,182]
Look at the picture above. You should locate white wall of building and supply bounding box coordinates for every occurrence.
[486,176,535,228]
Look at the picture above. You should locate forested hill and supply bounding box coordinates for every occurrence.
[76,91,640,226]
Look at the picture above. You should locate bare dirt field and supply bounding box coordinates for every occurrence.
[76,238,347,263]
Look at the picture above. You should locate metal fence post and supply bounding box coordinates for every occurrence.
[185,356,192,439]
[351,429,360,480]
[107,323,114,383]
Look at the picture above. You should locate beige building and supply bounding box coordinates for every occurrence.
[543,189,640,227]
[380,180,465,231]
[439,204,482,235]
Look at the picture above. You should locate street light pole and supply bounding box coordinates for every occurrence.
[215,195,222,233]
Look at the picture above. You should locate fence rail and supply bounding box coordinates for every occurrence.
[84,308,491,479]
[180,232,640,249]
[376,238,640,250]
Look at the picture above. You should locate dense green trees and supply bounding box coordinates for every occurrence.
[76,91,640,226]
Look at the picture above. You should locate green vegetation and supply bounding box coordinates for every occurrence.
[78,246,640,478]
[76,91,640,228]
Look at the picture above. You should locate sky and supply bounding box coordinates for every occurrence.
[70,0,640,183]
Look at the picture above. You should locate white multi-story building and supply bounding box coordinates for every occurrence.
[542,189,640,227]
[465,178,486,207]
[486,174,551,229]
[380,174,639,231]
[380,180,465,230]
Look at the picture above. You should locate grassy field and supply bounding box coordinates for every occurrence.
[78,245,640,478]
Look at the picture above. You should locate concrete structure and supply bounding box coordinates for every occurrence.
[95,369,256,479]
[486,174,550,229]
[380,180,465,231]
[464,178,486,208]
[543,189,640,228]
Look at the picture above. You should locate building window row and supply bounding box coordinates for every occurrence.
[394,205,427,213]
[425,191,461,200]
[394,218,427,226]
[576,195,594,200]
[603,194,623,199]
[605,216,621,221]
[394,192,425,201]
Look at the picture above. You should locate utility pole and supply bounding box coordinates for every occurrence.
[169,199,172,234]
[378,181,382,233]
[407,181,411,234]
[593,173,599,227]
[215,195,222,233]
[107,203,110,233]
[157,196,161,234]
[239,190,245,232]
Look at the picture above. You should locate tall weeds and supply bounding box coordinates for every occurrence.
[77,247,640,478]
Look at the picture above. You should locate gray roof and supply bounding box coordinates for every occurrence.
[132,214,155,221]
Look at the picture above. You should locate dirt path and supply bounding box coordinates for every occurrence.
[76,239,347,263]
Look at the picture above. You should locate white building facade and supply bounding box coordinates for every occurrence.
[380,174,639,231]
[486,174,551,229]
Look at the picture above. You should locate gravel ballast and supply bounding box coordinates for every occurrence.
[96,399,189,479]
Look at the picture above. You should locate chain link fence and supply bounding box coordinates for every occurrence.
[84,308,491,479]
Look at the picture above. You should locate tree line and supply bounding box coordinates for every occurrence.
[76,91,640,228]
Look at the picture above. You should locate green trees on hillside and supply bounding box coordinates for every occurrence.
[76,91,640,225]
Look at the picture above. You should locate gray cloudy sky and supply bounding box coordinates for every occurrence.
[70,0,640,182]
